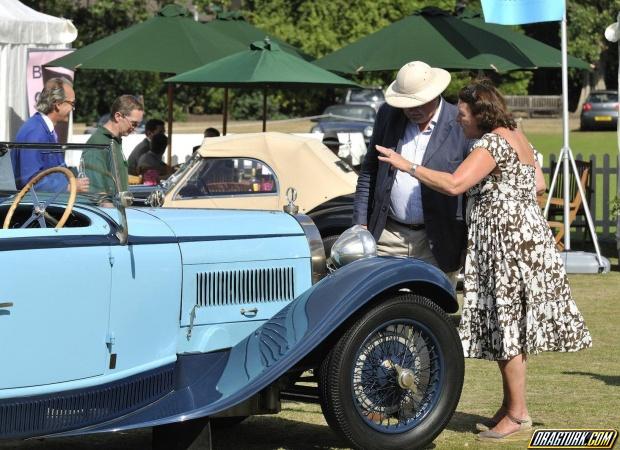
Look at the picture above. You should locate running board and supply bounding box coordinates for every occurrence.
[280,384,320,404]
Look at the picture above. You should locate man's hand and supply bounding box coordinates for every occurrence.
[75,177,90,193]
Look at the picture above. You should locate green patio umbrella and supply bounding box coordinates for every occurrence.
[46,4,245,72]
[166,38,359,133]
[45,4,249,163]
[206,11,313,61]
[202,11,313,133]
[315,7,590,73]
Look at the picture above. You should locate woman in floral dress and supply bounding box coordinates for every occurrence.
[376,79,591,441]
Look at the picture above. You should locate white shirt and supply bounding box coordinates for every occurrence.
[41,113,55,134]
[388,99,443,224]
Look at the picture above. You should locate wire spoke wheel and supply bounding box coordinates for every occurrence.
[318,293,464,450]
[352,320,441,432]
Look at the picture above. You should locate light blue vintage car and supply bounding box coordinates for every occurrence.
[0,142,464,450]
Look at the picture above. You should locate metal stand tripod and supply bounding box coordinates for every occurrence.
[542,10,609,273]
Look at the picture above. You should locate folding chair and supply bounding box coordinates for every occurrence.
[538,160,592,250]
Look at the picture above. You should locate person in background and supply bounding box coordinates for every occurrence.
[137,133,169,185]
[127,118,165,176]
[12,77,89,192]
[82,95,144,194]
[192,127,220,153]
[377,79,592,442]
[353,61,471,286]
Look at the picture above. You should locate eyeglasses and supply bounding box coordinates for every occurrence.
[63,99,76,110]
[121,114,140,128]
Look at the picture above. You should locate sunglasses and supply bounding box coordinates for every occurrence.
[121,114,140,128]
[63,99,76,110]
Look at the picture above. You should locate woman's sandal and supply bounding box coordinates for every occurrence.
[475,403,508,432]
[476,413,533,441]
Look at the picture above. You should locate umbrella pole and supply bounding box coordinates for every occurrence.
[167,83,174,166]
[223,88,228,136]
[262,89,267,132]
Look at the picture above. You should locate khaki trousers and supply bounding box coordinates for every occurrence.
[377,218,460,288]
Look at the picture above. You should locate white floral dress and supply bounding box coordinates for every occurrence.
[458,133,592,361]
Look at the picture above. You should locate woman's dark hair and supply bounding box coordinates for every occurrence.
[458,79,516,133]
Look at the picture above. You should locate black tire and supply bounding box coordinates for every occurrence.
[322,234,340,257]
[318,293,464,450]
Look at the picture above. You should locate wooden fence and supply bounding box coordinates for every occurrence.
[505,95,563,117]
[543,153,618,239]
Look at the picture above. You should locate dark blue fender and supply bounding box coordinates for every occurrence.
[49,256,456,437]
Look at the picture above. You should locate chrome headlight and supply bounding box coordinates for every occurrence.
[328,225,376,271]
[363,125,374,137]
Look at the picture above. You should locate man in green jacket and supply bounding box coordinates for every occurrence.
[83,95,144,195]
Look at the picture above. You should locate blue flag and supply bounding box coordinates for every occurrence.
[481,0,565,25]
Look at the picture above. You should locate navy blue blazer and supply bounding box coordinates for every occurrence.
[353,99,471,272]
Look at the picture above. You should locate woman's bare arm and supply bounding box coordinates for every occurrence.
[376,145,496,196]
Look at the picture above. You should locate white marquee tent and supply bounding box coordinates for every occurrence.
[0,0,76,189]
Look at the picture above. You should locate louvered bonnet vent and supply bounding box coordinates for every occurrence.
[196,267,296,306]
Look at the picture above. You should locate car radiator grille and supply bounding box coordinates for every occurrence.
[0,364,174,439]
[196,267,295,307]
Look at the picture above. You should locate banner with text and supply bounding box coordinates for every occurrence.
[26,49,75,142]
[26,49,75,117]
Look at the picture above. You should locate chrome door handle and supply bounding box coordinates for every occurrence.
[240,307,258,317]
[0,302,13,308]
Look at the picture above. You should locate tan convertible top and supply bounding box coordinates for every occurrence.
[190,132,358,213]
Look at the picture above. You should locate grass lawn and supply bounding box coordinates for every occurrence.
[528,130,619,166]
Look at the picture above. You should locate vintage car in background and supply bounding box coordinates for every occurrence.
[132,132,359,253]
[310,104,376,146]
[344,87,386,112]
[0,142,464,450]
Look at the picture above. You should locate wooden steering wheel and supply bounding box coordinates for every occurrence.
[3,167,77,229]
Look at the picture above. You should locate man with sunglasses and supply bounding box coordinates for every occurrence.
[82,95,144,195]
[11,77,89,193]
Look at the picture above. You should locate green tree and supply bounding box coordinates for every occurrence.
[568,0,620,90]
[515,1,618,107]
[23,0,560,121]
[23,0,186,123]
[236,0,530,118]
[231,0,463,119]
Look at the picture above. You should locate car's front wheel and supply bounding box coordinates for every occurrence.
[318,293,464,450]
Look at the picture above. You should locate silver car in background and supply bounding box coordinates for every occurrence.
[580,90,618,131]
